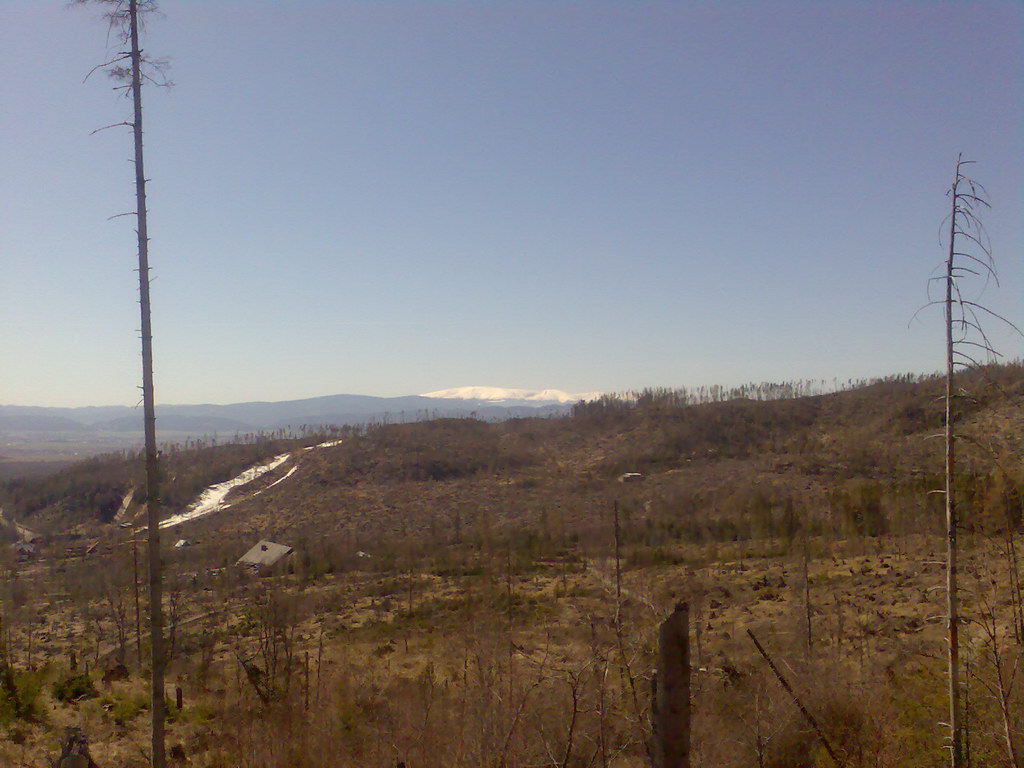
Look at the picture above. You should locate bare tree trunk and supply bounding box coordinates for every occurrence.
[996,654,1021,768]
[128,1,165,765]
[506,547,514,718]
[1006,532,1024,645]
[613,500,622,618]
[945,154,962,768]
[802,535,812,657]
[134,538,142,667]
[612,501,645,751]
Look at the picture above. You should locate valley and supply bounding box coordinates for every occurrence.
[0,365,1020,766]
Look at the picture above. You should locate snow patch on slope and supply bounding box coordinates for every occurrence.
[159,453,291,529]
[158,438,345,530]
[421,386,602,404]
[261,464,298,492]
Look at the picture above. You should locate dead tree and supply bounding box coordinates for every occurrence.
[921,155,1020,768]
[74,2,170,765]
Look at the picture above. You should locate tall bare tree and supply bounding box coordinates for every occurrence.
[929,154,1018,768]
[76,1,167,765]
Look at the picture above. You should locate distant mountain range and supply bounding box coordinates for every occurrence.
[0,387,600,438]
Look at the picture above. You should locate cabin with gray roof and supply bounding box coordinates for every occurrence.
[237,540,294,570]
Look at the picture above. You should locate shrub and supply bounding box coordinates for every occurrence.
[0,668,45,724]
[52,672,98,703]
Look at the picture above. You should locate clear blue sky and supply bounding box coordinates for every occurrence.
[2,0,1021,407]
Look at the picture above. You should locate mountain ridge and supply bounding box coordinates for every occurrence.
[0,387,585,437]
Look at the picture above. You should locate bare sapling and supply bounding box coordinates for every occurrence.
[967,582,1021,767]
[611,501,647,751]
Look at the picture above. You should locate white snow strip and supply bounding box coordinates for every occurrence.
[159,452,291,530]
[304,438,344,451]
[261,464,298,492]
[156,438,344,531]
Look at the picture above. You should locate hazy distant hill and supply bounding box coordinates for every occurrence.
[0,414,88,432]
[91,414,258,433]
[0,390,577,438]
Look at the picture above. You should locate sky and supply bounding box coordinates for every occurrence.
[2,0,1022,407]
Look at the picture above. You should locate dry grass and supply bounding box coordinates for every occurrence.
[0,530,1020,767]
[2,366,1021,765]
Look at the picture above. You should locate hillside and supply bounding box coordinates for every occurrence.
[0,365,1021,767]
[5,364,1021,545]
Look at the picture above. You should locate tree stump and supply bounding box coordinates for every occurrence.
[654,602,690,768]
[53,727,99,768]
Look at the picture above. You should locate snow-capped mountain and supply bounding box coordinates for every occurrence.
[420,386,602,405]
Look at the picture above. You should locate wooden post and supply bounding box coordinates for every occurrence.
[175,685,183,710]
[654,602,690,768]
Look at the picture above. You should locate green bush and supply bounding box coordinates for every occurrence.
[0,668,45,723]
[108,693,147,726]
[52,672,98,703]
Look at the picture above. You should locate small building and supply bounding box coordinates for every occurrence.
[237,540,294,570]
